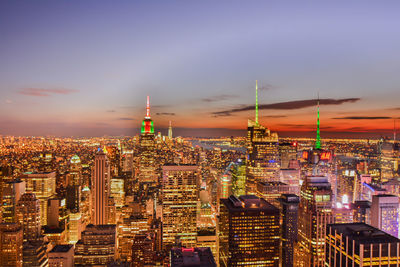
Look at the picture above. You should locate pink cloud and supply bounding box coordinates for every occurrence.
[19,88,78,97]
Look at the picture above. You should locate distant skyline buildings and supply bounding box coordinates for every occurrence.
[1,1,400,138]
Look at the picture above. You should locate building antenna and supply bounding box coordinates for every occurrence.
[146,96,150,118]
[255,80,259,124]
[315,91,321,149]
[394,119,396,142]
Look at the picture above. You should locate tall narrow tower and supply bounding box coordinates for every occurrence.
[93,149,110,225]
[315,95,321,150]
[168,121,173,139]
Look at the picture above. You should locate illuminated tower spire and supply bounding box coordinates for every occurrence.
[168,120,173,139]
[315,92,321,149]
[255,80,259,124]
[146,95,150,119]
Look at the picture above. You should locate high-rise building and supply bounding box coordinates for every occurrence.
[371,194,399,237]
[278,194,299,267]
[219,195,280,267]
[279,142,298,169]
[131,234,155,266]
[170,247,217,267]
[326,223,400,266]
[168,120,173,139]
[256,181,292,207]
[246,81,280,194]
[296,176,333,267]
[162,165,199,249]
[66,155,82,214]
[20,172,56,225]
[229,159,246,197]
[380,139,395,182]
[0,223,23,267]
[2,179,25,222]
[74,224,116,266]
[22,240,49,267]
[92,150,111,225]
[351,200,371,224]
[48,244,74,267]
[16,193,41,242]
[138,96,157,184]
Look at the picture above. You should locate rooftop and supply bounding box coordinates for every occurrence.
[50,244,73,253]
[221,195,279,213]
[328,223,400,244]
[170,247,216,267]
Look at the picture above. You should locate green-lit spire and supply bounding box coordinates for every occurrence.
[255,80,258,124]
[315,93,321,149]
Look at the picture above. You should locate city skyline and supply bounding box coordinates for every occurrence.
[1,1,400,138]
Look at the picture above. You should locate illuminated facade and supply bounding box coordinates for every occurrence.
[2,179,25,222]
[20,172,56,225]
[138,96,157,184]
[219,195,280,267]
[296,176,333,267]
[371,194,399,238]
[48,244,74,267]
[256,181,292,207]
[22,240,48,267]
[278,194,299,267]
[162,165,199,249]
[380,139,395,182]
[246,82,280,194]
[16,193,41,242]
[74,224,116,266]
[326,223,400,266]
[92,150,111,225]
[0,223,23,267]
[246,119,280,194]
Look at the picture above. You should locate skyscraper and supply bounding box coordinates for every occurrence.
[20,172,56,226]
[278,194,299,267]
[138,96,157,184]
[1,179,25,222]
[0,223,23,267]
[371,194,399,237]
[246,81,280,194]
[326,223,400,266]
[162,165,199,249]
[168,120,173,139]
[296,176,333,267]
[66,155,82,213]
[92,149,111,225]
[16,193,41,242]
[219,195,280,267]
[74,224,117,266]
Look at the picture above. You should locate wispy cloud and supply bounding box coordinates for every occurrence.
[106,110,116,113]
[156,112,175,116]
[118,117,134,121]
[212,98,360,117]
[5,99,13,104]
[332,116,392,120]
[201,94,238,103]
[19,88,78,97]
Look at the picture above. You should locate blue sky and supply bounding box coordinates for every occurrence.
[1,1,400,136]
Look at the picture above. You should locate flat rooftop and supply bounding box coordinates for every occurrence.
[221,195,279,213]
[171,247,216,267]
[328,223,400,244]
[50,244,73,253]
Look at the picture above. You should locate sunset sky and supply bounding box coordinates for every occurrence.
[1,1,400,137]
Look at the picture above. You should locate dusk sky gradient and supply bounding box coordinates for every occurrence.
[1,1,400,137]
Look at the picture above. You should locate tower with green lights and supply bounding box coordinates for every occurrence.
[138,96,157,184]
[246,81,280,194]
[315,97,321,149]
